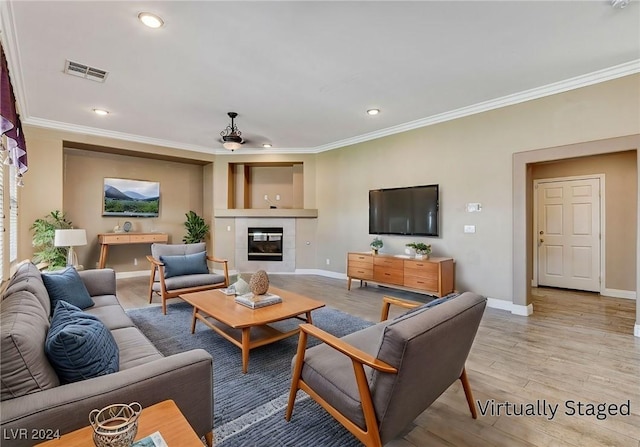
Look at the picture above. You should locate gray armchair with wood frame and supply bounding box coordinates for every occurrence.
[286,292,486,447]
[147,242,229,314]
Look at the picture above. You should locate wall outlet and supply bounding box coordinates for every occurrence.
[326,258,330,265]
[134,258,138,266]
[264,194,269,200]
[464,225,476,234]
[227,225,231,232]
[276,194,281,201]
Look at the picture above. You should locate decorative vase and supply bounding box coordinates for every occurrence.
[89,402,142,447]
[415,253,429,260]
[372,248,379,255]
[249,270,270,295]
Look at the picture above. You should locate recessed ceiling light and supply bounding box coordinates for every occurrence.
[93,108,109,116]
[138,12,164,28]
[367,109,380,116]
[262,144,272,148]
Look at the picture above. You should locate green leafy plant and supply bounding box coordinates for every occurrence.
[370,237,383,253]
[30,210,73,269]
[183,211,210,243]
[406,242,432,255]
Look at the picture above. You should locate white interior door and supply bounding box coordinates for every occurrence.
[537,178,601,292]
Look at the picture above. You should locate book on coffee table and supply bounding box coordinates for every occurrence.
[235,292,282,309]
[132,431,168,447]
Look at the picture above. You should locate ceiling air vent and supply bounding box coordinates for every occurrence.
[64,60,108,82]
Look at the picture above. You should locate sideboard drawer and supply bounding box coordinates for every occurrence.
[373,268,403,286]
[373,256,404,270]
[404,275,438,293]
[99,234,130,244]
[348,267,373,280]
[348,253,372,264]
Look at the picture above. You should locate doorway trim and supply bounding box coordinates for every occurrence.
[512,134,640,337]
[532,174,605,294]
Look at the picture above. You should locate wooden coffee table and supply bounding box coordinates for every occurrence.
[181,286,325,373]
[35,399,205,446]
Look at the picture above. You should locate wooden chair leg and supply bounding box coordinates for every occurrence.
[285,330,308,421]
[162,294,167,315]
[460,367,477,419]
[204,431,213,447]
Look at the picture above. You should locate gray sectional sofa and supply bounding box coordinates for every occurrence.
[0,262,213,447]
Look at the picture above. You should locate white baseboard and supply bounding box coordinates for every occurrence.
[115,270,149,279]
[295,269,348,280]
[635,324,640,338]
[601,288,636,300]
[486,297,533,316]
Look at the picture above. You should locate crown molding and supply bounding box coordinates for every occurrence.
[311,59,640,153]
[4,0,638,157]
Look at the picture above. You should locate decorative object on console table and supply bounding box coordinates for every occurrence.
[406,242,432,260]
[370,237,383,255]
[249,269,270,295]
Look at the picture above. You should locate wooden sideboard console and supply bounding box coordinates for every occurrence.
[98,233,169,269]
[347,252,454,297]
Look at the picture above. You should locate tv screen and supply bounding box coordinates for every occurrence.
[369,184,439,236]
[103,178,160,218]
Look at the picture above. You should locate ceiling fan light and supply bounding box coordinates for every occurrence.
[220,112,244,151]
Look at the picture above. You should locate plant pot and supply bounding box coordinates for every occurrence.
[415,253,429,260]
[372,249,379,255]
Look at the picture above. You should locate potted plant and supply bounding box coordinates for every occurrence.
[370,237,383,255]
[30,210,73,270]
[183,211,210,243]
[406,242,432,259]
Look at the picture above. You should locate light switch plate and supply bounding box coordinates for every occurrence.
[467,203,482,212]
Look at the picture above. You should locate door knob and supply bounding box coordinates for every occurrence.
[539,238,544,246]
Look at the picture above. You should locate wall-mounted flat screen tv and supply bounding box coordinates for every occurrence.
[103,178,160,218]
[369,184,439,236]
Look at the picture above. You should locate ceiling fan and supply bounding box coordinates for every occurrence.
[220,112,244,151]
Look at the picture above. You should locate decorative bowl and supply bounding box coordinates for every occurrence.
[89,402,142,447]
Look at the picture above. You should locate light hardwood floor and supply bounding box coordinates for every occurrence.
[118,275,640,447]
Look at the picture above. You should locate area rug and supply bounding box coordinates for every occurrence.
[127,301,373,446]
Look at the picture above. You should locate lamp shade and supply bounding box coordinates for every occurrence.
[54,229,87,247]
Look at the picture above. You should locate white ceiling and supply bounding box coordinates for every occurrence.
[2,1,639,155]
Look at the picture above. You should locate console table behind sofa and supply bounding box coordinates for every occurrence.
[98,233,169,268]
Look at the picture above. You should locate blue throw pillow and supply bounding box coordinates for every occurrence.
[160,251,209,278]
[45,301,119,384]
[42,267,94,314]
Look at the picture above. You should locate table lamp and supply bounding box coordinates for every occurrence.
[54,229,87,268]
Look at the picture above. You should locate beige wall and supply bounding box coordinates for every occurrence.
[19,127,215,271]
[315,75,640,303]
[17,75,639,312]
[249,166,295,209]
[63,148,205,272]
[531,151,637,291]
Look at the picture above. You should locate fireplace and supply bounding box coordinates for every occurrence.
[247,227,283,261]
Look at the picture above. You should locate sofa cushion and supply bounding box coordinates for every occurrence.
[42,267,94,313]
[152,273,226,292]
[159,251,209,278]
[3,262,51,315]
[45,301,119,384]
[111,327,163,370]
[84,304,135,331]
[1,291,60,400]
[296,323,386,430]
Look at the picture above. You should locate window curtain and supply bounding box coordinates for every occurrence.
[0,42,28,178]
